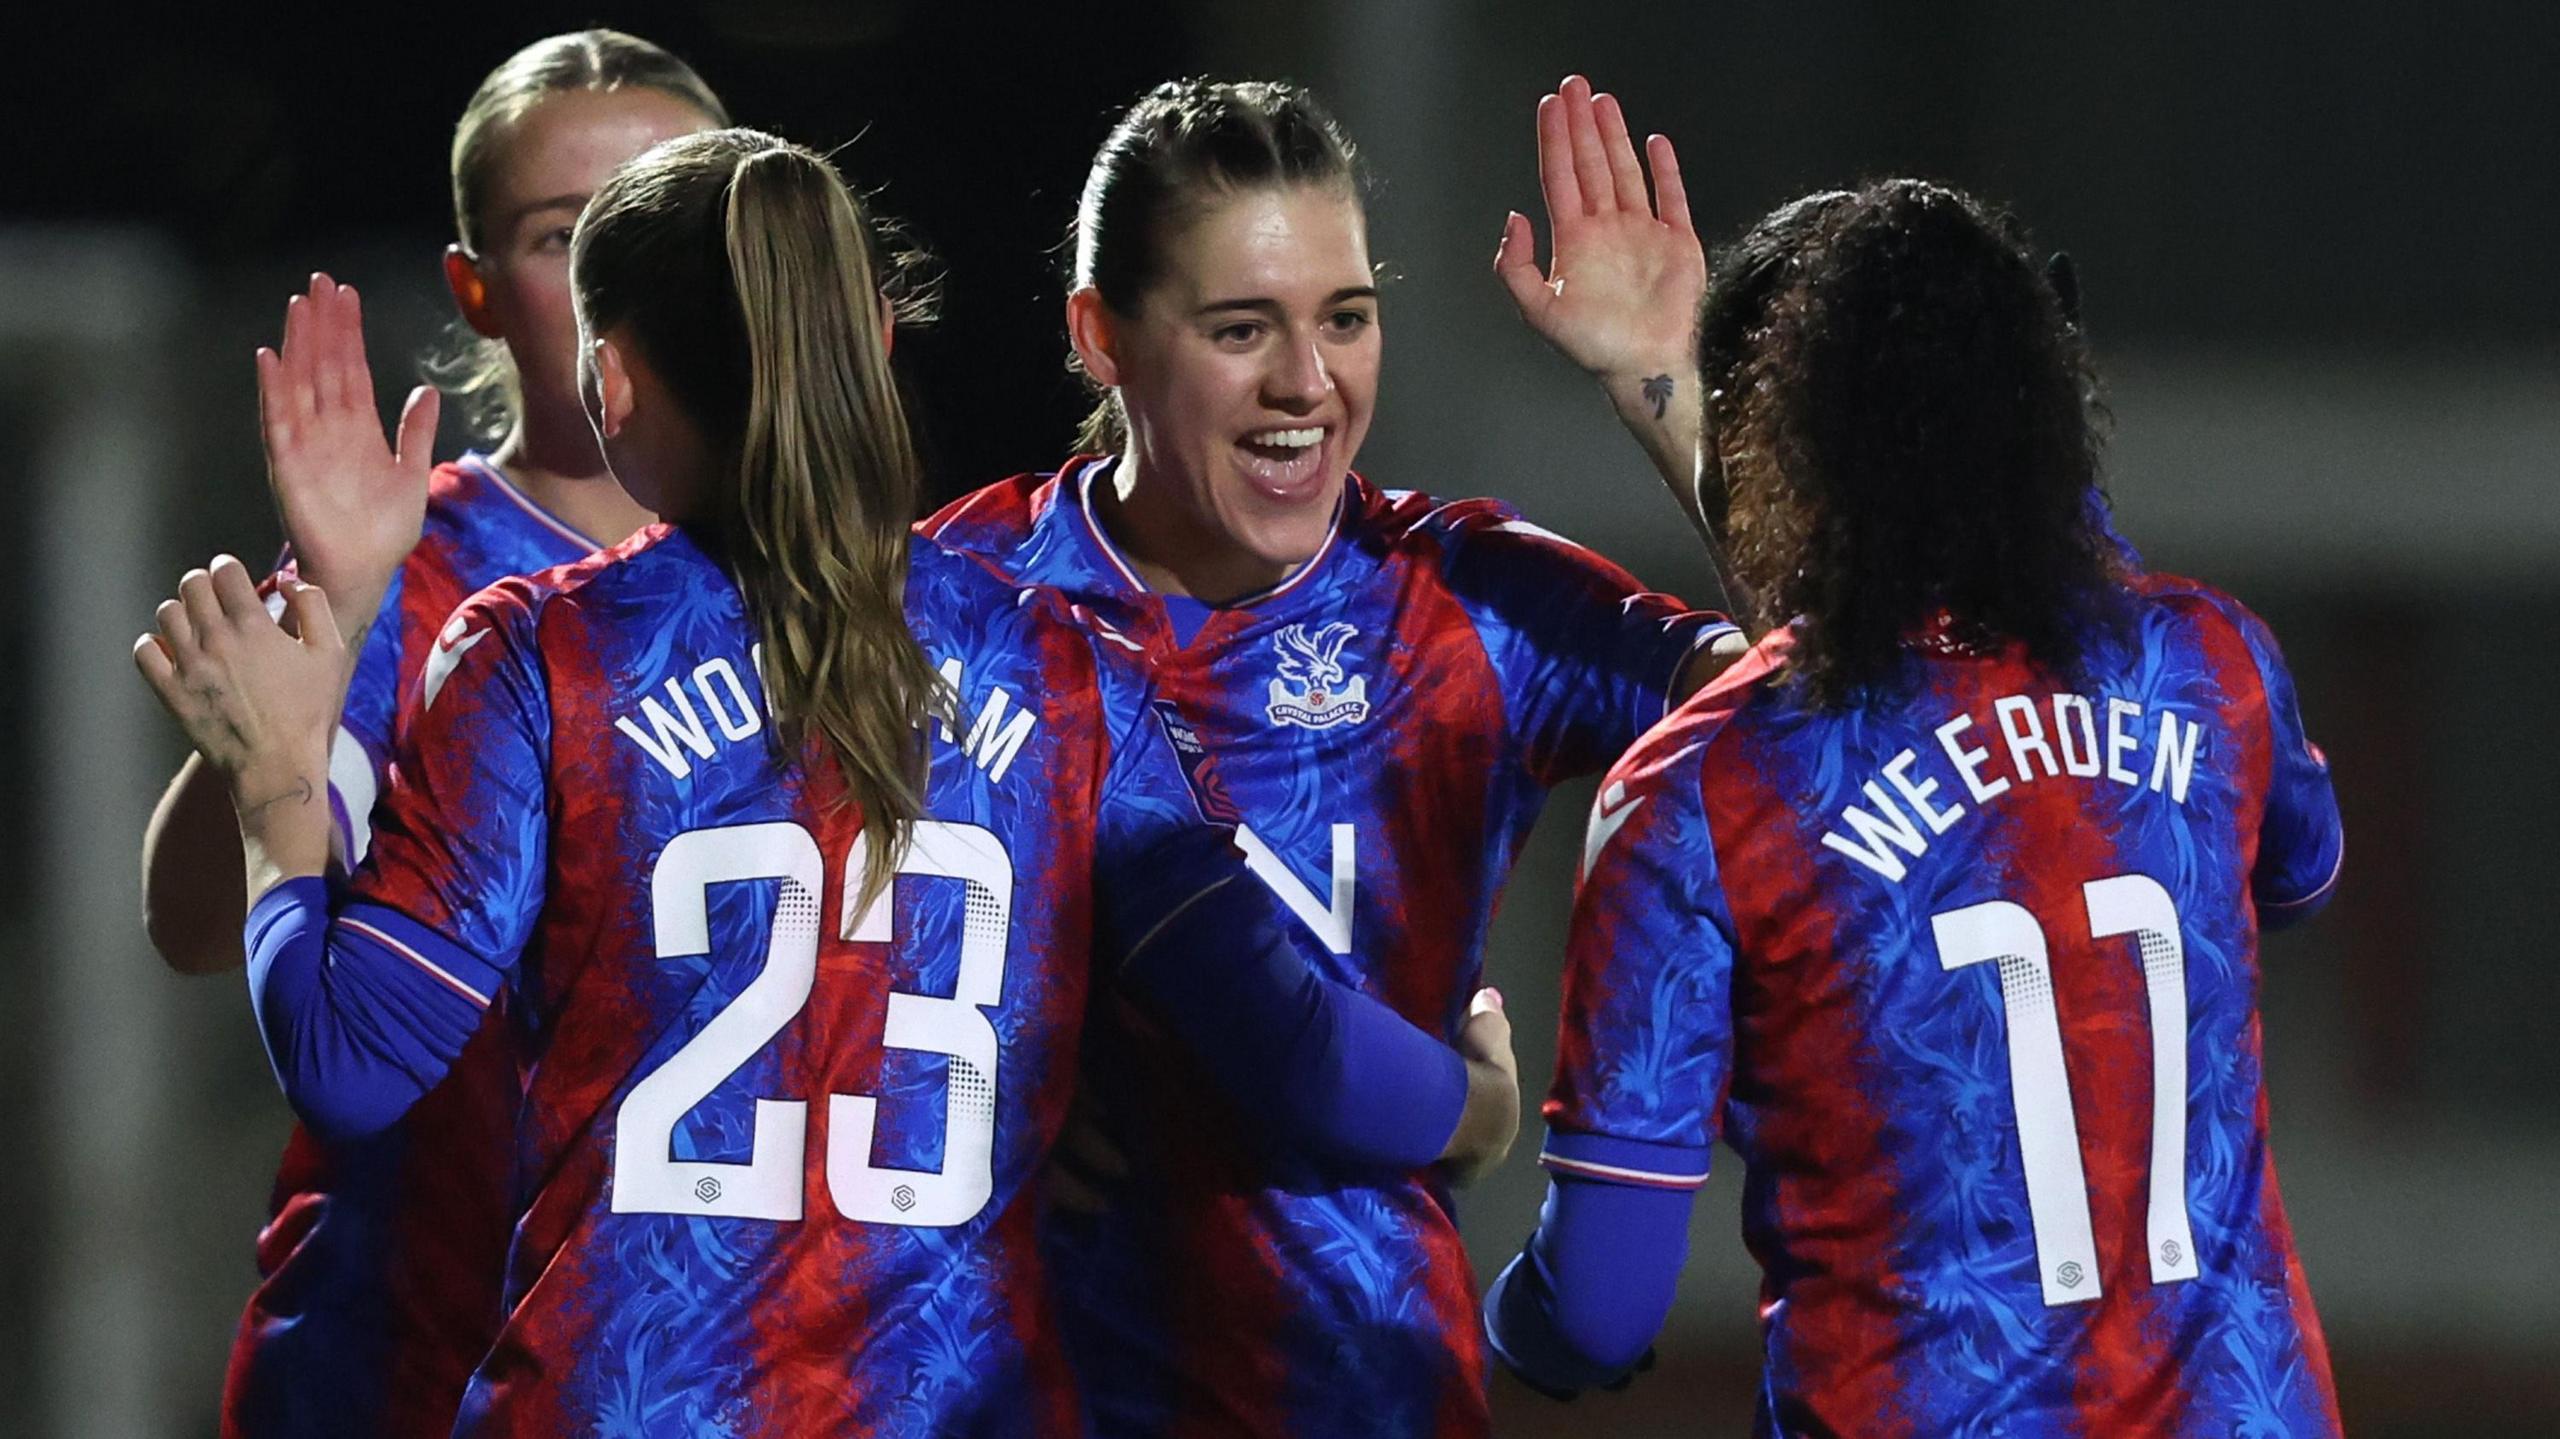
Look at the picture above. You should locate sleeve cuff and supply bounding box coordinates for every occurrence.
[2255,834,2345,920]
[334,901,500,1009]
[1540,1128,1714,1191]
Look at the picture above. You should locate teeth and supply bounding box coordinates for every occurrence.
[1246,428,1324,449]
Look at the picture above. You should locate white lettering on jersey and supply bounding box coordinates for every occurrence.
[1819,779,1933,882]
[1820,693,2213,885]
[929,655,1039,787]
[2149,711,2201,802]
[960,688,1036,784]
[1236,822,1356,955]
[692,658,763,742]
[615,679,719,780]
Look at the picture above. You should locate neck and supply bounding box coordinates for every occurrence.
[490,419,657,550]
[1091,449,1303,604]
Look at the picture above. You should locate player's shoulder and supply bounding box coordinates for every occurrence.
[908,531,1107,663]
[1349,479,1522,552]
[2128,568,2287,667]
[2133,568,2252,619]
[918,466,1074,560]
[909,530,1041,626]
[1611,630,1791,785]
[417,454,502,541]
[425,456,478,504]
[457,524,683,634]
[1349,477,1640,589]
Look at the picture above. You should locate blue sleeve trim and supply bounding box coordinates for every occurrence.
[1540,1128,1715,1190]
[244,883,497,1142]
[336,901,503,1007]
[1485,1173,1695,1395]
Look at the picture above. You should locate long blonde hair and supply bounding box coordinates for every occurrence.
[574,129,944,904]
[432,30,730,441]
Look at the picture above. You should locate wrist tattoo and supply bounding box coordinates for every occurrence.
[1640,374,1675,420]
[238,776,317,824]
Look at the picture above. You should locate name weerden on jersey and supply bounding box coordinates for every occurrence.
[1823,692,2205,883]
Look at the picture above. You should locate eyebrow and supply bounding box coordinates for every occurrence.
[1192,285,1380,318]
[497,194,590,232]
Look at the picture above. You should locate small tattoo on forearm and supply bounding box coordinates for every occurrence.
[238,777,316,824]
[1641,374,1675,420]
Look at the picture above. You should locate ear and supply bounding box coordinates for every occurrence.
[444,245,502,340]
[879,294,896,360]
[588,334,635,439]
[1065,286,1121,388]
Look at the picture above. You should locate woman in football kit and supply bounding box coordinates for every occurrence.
[1487,180,2345,1435]
[923,75,1741,1437]
[139,126,1515,1434]
[134,31,731,1436]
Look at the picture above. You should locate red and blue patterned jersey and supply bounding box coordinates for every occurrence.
[346,523,1226,1436]
[1546,573,2344,1436]
[923,459,1727,1438]
[225,454,601,1439]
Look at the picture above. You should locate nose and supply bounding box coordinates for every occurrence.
[1261,329,1332,412]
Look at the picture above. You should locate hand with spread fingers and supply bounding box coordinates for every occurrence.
[256,272,441,643]
[132,555,346,890]
[1495,75,1706,390]
[1496,75,1715,544]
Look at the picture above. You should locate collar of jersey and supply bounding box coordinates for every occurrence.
[457,451,610,552]
[1069,455,1350,611]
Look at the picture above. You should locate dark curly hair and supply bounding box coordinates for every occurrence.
[1702,179,2128,709]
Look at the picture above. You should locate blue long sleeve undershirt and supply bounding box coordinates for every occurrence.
[1110,865,1469,1173]
[1483,1133,1707,1398]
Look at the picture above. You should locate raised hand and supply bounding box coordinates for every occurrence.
[1496,78,1721,546]
[1495,76,1705,384]
[255,273,440,641]
[133,555,348,889]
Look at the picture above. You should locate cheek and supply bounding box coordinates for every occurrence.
[491,261,583,384]
[1333,343,1382,419]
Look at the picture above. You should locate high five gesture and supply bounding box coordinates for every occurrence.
[1496,76,1714,543]
[255,273,440,643]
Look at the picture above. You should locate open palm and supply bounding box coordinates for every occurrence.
[1495,77,1707,381]
[255,273,439,637]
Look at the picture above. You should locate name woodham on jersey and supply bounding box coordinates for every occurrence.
[1823,692,2207,883]
[612,644,1038,786]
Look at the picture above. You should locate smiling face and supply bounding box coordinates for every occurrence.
[1078,183,1379,600]
[456,86,717,459]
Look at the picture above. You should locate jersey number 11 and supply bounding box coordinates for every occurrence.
[1932,873,2201,1307]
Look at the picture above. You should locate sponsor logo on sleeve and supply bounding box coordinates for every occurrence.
[422,613,490,713]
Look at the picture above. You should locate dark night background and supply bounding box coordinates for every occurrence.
[3,2,2555,1434]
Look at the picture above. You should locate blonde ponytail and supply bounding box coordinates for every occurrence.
[575,129,945,907]
[723,147,941,906]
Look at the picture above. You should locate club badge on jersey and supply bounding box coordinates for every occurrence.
[1265,621,1370,729]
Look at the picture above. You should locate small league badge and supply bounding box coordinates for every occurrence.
[1265,621,1370,729]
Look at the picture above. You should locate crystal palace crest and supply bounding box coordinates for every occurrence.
[1265,621,1371,729]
